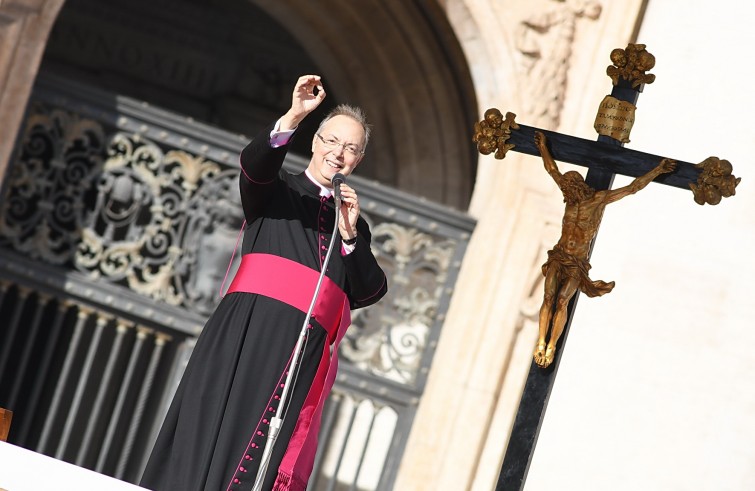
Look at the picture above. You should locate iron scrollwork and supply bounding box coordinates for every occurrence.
[1,105,245,316]
[2,101,469,387]
[76,131,243,312]
[342,222,456,385]
[0,107,105,264]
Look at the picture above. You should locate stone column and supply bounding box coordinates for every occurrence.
[0,0,64,184]
[394,1,646,489]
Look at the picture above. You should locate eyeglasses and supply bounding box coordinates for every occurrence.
[315,134,364,157]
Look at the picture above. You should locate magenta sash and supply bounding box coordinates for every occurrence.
[226,253,351,490]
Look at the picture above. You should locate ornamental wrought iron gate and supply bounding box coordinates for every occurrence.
[0,72,475,490]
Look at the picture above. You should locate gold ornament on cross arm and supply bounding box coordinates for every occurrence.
[472,108,519,159]
[690,156,741,205]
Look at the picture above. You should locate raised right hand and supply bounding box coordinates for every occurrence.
[281,75,326,130]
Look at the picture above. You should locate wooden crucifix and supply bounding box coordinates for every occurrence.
[472,44,741,491]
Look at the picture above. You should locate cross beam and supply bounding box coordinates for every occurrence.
[471,44,739,491]
[495,122,700,189]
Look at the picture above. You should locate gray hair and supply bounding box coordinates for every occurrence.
[317,104,372,150]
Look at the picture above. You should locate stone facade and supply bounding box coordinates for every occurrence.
[0,0,64,178]
[396,1,647,489]
[1,1,753,490]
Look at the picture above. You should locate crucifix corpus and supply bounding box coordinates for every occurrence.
[472,44,741,490]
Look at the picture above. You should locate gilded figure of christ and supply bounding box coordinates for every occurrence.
[534,131,676,368]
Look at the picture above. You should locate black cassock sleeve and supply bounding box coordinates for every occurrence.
[342,220,388,310]
[239,121,387,310]
[238,122,288,222]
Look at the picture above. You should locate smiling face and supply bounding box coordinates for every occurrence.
[307,114,365,188]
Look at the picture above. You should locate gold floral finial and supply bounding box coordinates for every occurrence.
[472,108,519,159]
[606,43,656,88]
[690,156,741,205]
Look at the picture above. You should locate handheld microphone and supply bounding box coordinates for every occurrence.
[331,173,345,202]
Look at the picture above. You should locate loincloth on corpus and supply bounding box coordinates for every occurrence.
[542,246,615,297]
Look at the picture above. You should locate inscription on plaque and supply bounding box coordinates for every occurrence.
[594,95,636,143]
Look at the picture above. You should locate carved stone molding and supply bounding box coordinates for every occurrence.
[514,0,603,129]
[0,0,65,182]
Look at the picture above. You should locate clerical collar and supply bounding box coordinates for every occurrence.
[304,168,333,198]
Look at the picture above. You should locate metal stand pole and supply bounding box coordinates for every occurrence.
[252,194,343,491]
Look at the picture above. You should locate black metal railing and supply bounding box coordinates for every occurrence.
[0,72,475,490]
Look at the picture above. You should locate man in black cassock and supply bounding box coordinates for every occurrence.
[140,74,388,491]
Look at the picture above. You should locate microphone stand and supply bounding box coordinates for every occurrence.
[252,191,343,491]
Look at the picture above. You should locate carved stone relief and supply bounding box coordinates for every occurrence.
[514,0,603,129]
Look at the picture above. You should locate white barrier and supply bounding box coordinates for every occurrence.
[0,442,150,491]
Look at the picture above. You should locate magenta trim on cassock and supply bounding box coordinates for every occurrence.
[226,253,352,490]
[239,156,275,185]
[224,346,295,491]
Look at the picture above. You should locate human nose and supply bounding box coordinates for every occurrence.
[331,142,346,156]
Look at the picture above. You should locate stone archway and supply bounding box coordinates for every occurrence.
[250,0,479,210]
[0,0,65,181]
[1,2,479,209]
